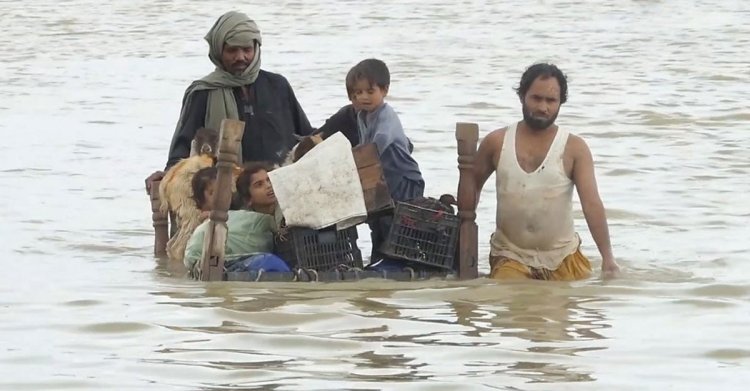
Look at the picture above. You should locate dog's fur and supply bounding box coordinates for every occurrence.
[160,154,214,262]
[159,128,219,262]
[281,133,324,166]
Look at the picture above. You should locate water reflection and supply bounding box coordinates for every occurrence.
[3,0,750,388]
[503,360,595,384]
[456,283,609,384]
[154,256,189,278]
[491,284,610,344]
[146,280,608,384]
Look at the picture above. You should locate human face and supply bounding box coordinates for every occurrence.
[522,76,561,131]
[202,180,216,211]
[349,93,363,111]
[351,79,388,112]
[246,170,276,208]
[221,43,255,75]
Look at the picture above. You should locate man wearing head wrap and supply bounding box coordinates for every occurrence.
[145,11,312,192]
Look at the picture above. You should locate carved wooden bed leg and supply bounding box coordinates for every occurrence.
[150,179,168,257]
[198,119,245,281]
[456,122,479,279]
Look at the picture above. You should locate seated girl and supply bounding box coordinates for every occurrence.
[183,163,289,275]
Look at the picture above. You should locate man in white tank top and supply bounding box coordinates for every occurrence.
[473,63,619,280]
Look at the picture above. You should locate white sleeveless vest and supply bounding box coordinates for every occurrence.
[489,122,580,270]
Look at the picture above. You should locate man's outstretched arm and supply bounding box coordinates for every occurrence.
[571,135,619,276]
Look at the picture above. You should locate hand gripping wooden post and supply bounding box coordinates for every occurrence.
[150,179,168,257]
[198,119,245,281]
[455,123,479,279]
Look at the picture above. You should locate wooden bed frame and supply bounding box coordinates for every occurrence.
[148,119,479,281]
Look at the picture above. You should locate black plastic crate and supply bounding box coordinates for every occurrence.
[381,201,459,270]
[274,225,363,272]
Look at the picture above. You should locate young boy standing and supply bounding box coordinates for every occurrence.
[346,58,425,264]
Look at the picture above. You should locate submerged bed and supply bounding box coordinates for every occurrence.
[147,120,480,282]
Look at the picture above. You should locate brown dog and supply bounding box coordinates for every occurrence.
[158,128,222,262]
[282,133,324,166]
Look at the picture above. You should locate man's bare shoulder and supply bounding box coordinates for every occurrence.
[482,127,508,145]
[475,126,509,172]
[491,126,509,136]
[565,132,592,157]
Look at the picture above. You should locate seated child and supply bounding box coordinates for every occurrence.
[190,165,216,222]
[345,58,425,264]
[183,163,289,275]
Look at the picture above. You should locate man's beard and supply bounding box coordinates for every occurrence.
[229,62,249,75]
[522,103,558,131]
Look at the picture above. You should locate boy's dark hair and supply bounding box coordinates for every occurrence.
[191,166,218,210]
[232,161,274,209]
[345,58,390,97]
[514,63,568,104]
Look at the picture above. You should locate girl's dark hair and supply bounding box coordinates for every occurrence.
[515,63,568,104]
[232,161,274,209]
[345,58,390,97]
[190,166,218,210]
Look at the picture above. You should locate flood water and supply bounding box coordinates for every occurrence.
[1,0,749,389]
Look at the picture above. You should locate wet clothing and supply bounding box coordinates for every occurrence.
[225,253,291,273]
[490,122,580,271]
[489,247,592,281]
[166,70,313,169]
[183,209,277,271]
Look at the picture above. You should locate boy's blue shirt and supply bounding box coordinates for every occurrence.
[357,102,423,200]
